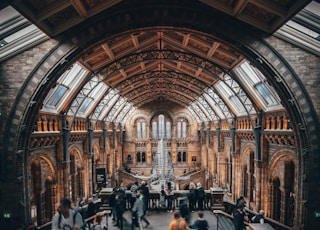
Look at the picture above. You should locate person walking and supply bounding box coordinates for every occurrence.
[130,181,140,209]
[196,183,205,211]
[132,192,150,229]
[166,183,175,212]
[114,188,126,228]
[169,212,188,230]
[159,188,166,210]
[110,187,118,223]
[51,198,84,230]
[188,182,197,212]
[189,212,209,230]
[86,198,96,228]
[139,181,150,214]
[179,196,190,225]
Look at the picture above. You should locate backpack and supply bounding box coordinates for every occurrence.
[197,220,208,230]
[58,208,86,230]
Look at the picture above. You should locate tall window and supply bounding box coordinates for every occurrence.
[151,114,171,139]
[152,122,157,139]
[137,122,141,139]
[136,119,146,140]
[158,115,165,138]
[182,121,187,138]
[142,122,146,139]
[177,122,181,138]
[166,122,171,138]
[177,119,187,138]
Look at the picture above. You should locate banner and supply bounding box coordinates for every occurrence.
[96,168,106,187]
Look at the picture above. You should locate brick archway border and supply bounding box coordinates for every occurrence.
[2,3,319,228]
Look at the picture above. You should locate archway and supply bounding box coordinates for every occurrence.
[2,3,319,228]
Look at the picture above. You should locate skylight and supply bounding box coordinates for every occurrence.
[42,63,89,113]
[0,6,48,61]
[275,1,320,56]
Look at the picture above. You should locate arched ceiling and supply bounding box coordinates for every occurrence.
[7,0,312,126]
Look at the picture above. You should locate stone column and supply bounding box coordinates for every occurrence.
[254,161,262,211]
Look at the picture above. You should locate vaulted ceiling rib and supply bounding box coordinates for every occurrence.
[4,0,312,127]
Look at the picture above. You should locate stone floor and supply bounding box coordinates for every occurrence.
[99,209,222,230]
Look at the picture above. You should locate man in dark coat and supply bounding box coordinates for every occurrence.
[139,181,149,214]
[233,204,247,230]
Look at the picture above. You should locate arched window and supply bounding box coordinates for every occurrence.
[136,122,141,139]
[177,152,182,162]
[158,115,165,138]
[142,122,146,139]
[177,122,181,138]
[183,152,187,162]
[136,119,146,140]
[142,152,146,162]
[166,121,171,138]
[137,152,141,162]
[177,118,188,139]
[151,114,172,140]
[182,121,187,138]
[152,122,157,139]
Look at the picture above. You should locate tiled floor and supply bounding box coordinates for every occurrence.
[101,210,219,230]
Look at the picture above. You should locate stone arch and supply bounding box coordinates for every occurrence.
[28,150,56,182]
[3,4,319,227]
[28,153,56,225]
[129,113,149,126]
[269,149,297,226]
[69,145,85,202]
[93,143,100,162]
[149,110,174,124]
[222,141,233,193]
[174,112,194,126]
[240,143,255,205]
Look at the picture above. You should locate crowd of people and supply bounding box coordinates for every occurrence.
[107,180,210,229]
[16,180,266,230]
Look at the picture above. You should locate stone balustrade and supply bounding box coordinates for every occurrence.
[99,187,225,211]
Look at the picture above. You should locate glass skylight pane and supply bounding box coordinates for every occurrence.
[286,20,319,39]
[0,6,19,24]
[78,98,92,114]
[234,60,280,109]
[255,83,276,105]
[46,85,67,107]
[88,83,106,98]
[61,63,86,86]
[230,96,245,113]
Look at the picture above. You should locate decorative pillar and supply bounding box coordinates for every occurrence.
[228,117,236,154]
[120,124,125,167]
[254,112,262,161]
[88,120,94,194]
[62,128,70,162]
[231,154,240,201]
[103,126,107,150]
[62,116,71,198]
[207,126,210,145]
[216,127,221,150]
[254,161,262,211]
